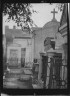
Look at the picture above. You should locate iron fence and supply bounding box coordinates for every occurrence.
[45,55,67,89]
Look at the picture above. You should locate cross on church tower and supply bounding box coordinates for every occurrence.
[51,8,58,20]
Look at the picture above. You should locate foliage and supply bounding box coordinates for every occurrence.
[3,3,37,32]
[49,3,64,11]
[3,3,64,32]
[55,3,64,11]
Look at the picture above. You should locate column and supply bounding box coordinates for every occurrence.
[62,44,67,88]
[38,53,43,81]
[18,47,21,68]
[46,52,55,88]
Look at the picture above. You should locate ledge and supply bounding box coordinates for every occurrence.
[59,23,67,31]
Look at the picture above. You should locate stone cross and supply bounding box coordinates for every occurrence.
[51,8,58,19]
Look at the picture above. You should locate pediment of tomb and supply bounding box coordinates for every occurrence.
[7,43,21,47]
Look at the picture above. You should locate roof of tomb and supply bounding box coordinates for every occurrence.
[5,26,32,44]
[5,26,30,37]
[43,8,60,29]
[60,3,67,27]
[43,19,60,29]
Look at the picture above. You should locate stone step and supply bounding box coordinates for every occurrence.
[9,69,22,74]
[3,77,33,89]
[5,72,20,78]
[32,84,43,89]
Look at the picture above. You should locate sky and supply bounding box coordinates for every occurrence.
[3,3,62,34]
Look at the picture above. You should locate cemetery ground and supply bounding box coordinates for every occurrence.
[3,62,43,89]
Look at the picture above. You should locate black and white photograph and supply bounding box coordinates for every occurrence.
[3,3,68,89]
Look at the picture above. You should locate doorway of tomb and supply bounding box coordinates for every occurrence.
[9,49,18,68]
[21,48,26,67]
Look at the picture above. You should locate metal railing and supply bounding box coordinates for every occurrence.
[45,57,67,89]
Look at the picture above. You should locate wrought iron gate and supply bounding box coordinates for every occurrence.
[41,53,67,89]
[47,53,67,89]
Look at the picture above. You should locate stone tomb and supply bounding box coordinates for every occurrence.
[7,43,21,68]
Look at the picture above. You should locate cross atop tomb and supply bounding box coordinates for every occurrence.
[51,8,58,20]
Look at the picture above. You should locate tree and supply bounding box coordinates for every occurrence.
[3,3,64,32]
[3,3,37,32]
[55,3,64,11]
